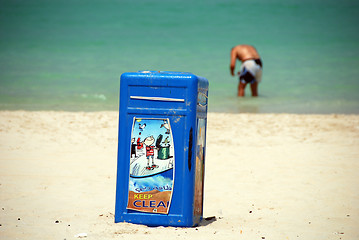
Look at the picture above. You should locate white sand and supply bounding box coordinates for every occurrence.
[0,111,359,239]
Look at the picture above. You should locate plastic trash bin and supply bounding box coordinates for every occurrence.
[115,71,208,227]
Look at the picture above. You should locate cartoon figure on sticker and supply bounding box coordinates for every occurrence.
[143,136,158,170]
[160,120,170,134]
[136,132,143,150]
[139,123,146,131]
[129,118,174,177]
[131,138,137,158]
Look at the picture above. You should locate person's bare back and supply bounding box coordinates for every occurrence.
[230,45,260,76]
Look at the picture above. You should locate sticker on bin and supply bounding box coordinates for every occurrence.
[127,117,175,214]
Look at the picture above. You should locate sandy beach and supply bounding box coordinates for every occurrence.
[0,111,359,240]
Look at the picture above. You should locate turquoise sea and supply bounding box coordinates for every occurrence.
[1,0,359,113]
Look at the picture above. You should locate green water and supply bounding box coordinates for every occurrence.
[1,0,359,113]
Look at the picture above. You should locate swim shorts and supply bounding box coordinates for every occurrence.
[239,59,263,84]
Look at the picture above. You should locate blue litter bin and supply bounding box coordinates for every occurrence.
[115,71,209,227]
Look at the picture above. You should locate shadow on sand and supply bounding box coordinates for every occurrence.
[198,216,217,227]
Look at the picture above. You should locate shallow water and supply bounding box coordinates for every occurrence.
[1,0,358,113]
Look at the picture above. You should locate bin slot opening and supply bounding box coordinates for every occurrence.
[130,96,185,102]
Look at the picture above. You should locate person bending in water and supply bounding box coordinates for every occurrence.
[230,45,263,97]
